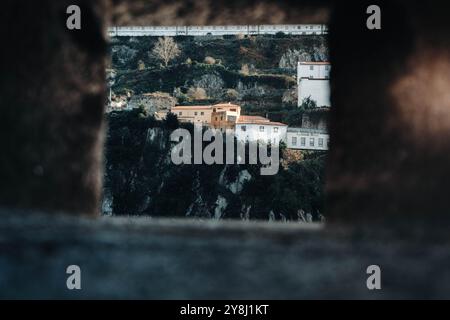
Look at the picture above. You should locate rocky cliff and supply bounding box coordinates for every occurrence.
[103,109,326,221]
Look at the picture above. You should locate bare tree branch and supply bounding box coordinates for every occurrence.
[152,36,181,67]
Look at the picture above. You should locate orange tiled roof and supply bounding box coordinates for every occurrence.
[259,122,287,126]
[237,116,267,122]
[237,115,287,126]
[213,103,241,108]
[172,105,212,110]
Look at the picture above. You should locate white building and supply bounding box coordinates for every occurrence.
[297,61,331,108]
[286,127,329,151]
[108,25,328,37]
[235,116,287,145]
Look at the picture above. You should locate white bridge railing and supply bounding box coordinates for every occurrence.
[108,25,328,37]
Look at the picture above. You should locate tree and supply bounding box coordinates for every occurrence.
[163,112,179,130]
[152,36,181,67]
[282,86,298,106]
[285,109,304,126]
[137,60,145,70]
[187,87,208,101]
[299,96,317,111]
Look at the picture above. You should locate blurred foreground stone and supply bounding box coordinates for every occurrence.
[1,209,450,299]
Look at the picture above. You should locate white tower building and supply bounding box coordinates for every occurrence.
[297,62,331,108]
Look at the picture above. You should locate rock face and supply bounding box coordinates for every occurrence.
[103,110,326,220]
[104,113,249,218]
[128,92,177,113]
[279,45,329,69]
[226,170,252,194]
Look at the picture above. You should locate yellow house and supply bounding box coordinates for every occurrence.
[170,105,213,125]
[211,103,241,130]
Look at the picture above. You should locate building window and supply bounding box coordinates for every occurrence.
[325,65,330,71]
[201,112,204,116]
[179,112,182,116]
[310,65,314,70]
[274,127,278,133]
[292,136,297,146]
[259,126,265,132]
[301,137,306,146]
[310,138,315,147]
[194,112,198,116]
[319,138,324,147]
[215,117,218,121]
[241,126,246,131]
[230,108,236,112]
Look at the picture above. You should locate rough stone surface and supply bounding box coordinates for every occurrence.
[0,0,109,216]
[1,209,449,299]
[327,0,450,222]
[110,0,329,26]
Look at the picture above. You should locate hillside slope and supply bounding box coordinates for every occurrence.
[109,34,328,118]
